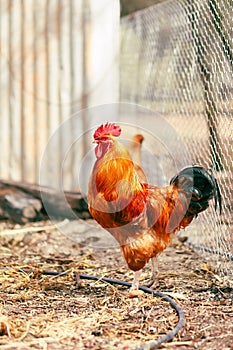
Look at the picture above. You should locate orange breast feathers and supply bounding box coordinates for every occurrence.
[88,138,145,220]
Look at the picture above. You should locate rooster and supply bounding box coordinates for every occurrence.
[88,122,221,294]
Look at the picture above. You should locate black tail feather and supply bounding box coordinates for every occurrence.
[170,165,222,217]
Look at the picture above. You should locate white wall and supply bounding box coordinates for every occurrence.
[0,0,120,190]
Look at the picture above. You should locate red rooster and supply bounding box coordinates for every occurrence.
[88,123,221,294]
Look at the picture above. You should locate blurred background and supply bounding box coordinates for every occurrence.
[0,0,165,188]
[0,0,120,187]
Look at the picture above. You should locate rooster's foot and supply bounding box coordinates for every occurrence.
[144,278,159,290]
[127,290,144,298]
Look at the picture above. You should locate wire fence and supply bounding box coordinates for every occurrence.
[120,0,233,277]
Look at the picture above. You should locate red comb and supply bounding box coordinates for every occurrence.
[94,122,121,140]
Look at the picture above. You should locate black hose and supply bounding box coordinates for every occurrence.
[36,270,185,350]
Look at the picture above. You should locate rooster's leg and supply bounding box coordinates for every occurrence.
[130,270,141,291]
[127,270,143,297]
[150,256,159,288]
[144,257,159,289]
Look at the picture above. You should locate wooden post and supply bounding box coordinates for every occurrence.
[188,0,224,171]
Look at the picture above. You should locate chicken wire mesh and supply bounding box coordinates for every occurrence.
[120,0,233,277]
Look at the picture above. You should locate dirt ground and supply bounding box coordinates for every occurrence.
[0,219,232,350]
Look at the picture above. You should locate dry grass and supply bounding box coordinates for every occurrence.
[0,220,232,350]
